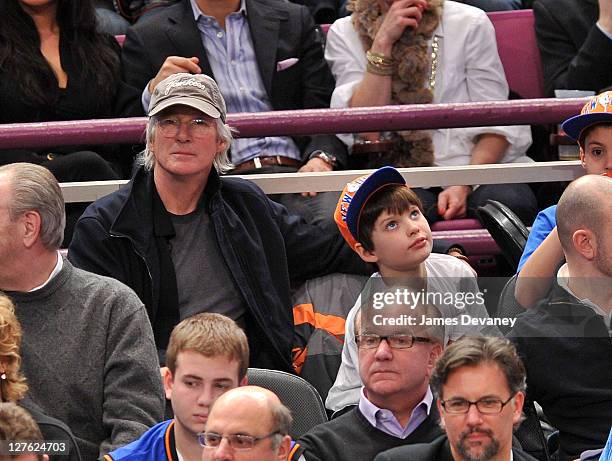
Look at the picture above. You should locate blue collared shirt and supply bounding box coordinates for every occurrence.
[358,386,433,439]
[188,0,301,164]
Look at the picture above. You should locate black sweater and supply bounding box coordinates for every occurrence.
[508,282,612,461]
[293,406,443,461]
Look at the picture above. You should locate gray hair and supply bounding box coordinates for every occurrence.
[0,163,65,250]
[269,400,292,449]
[137,116,234,173]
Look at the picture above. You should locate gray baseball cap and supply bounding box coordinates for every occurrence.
[148,73,227,122]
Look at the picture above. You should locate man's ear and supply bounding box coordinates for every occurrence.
[163,368,174,401]
[426,343,443,375]
[579,147,586,169]
[354,242,378,264]
[21,211,42,249]
[436,398,446,429]
[216,137,228,155]
[239,375,248,387]
[276,435,292,461]
[512,391,525,425]
[572,229,596,260]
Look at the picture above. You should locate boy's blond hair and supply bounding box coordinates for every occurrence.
[166,313,249,381]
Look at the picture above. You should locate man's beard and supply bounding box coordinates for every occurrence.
[455,428,500,461]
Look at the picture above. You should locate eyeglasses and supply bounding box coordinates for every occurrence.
[197,431,280,450]
[440,395,516,414]
[355,334,431,349]
[156,117,213,138]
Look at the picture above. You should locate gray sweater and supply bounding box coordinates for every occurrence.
[7,259,164,461]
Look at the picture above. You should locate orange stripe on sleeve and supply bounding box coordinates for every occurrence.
[293,303,345,337]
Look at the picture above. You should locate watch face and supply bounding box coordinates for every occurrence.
[315,152,337,166]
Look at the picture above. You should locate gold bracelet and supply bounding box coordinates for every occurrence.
[366,61,394,76]
[366,50,394,66]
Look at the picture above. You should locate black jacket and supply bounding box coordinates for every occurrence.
[374,434,538,461]
[68,167,367,371]
[534,0,612,95]
[508,280,612,461]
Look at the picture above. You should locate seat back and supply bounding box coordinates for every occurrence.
[515,399,552,461]
[477,199,530,270]
[487,10,545,99]
[246,368,328,438]
[495,274,525,334]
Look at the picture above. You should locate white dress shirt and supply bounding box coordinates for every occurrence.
[324,1,533,167]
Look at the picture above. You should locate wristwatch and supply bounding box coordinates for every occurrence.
[309,150,337,168]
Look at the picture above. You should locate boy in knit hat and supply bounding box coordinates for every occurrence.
[326,166,494,413]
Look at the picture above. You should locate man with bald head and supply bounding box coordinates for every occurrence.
[509,175,612,461]
[199,386,292,461]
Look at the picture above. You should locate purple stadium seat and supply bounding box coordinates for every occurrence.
[487,10,545,99]
[430,218,482,232]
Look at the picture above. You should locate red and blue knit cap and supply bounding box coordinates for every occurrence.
[562,91,612,141]
[334,166,406,251]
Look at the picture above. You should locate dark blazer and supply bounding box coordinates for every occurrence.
[374,435,538,461]
[121,0,347,165]
[534,0,612,95]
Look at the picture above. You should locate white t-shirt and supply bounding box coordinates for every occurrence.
[324,1,533,166]
[325,253,494,412]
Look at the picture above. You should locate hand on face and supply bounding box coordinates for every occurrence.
[372,0,429,53]
[437,185,472,220]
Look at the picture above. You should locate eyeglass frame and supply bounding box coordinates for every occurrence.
[197,430,281,451]
[355,333,432,350]
[439,394,516,415]
[155,116,215,139]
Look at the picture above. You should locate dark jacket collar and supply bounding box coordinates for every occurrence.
[109,166,223,252]
[538,280,610,337]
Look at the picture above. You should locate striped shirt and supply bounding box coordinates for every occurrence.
[189,0,301,164]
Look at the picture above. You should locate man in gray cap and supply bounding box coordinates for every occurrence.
[68,73,364,372]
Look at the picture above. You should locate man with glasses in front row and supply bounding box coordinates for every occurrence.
[292,300,445,461]
[375,336,536,461]
[200,386,293,461]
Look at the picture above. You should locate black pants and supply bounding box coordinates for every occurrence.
[413,183,538,226]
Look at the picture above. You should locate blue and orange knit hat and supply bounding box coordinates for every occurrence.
[333,166,406,251]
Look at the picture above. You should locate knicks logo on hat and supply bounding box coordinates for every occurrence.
[562,90,612,141]
[334,166,406,251]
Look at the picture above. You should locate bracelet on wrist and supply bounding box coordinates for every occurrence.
[366,50,395,76]
[366,62,394,76]
[367,50,394,66]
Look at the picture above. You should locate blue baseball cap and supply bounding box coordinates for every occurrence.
[334,166,406,250]
[562,91,612,141]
